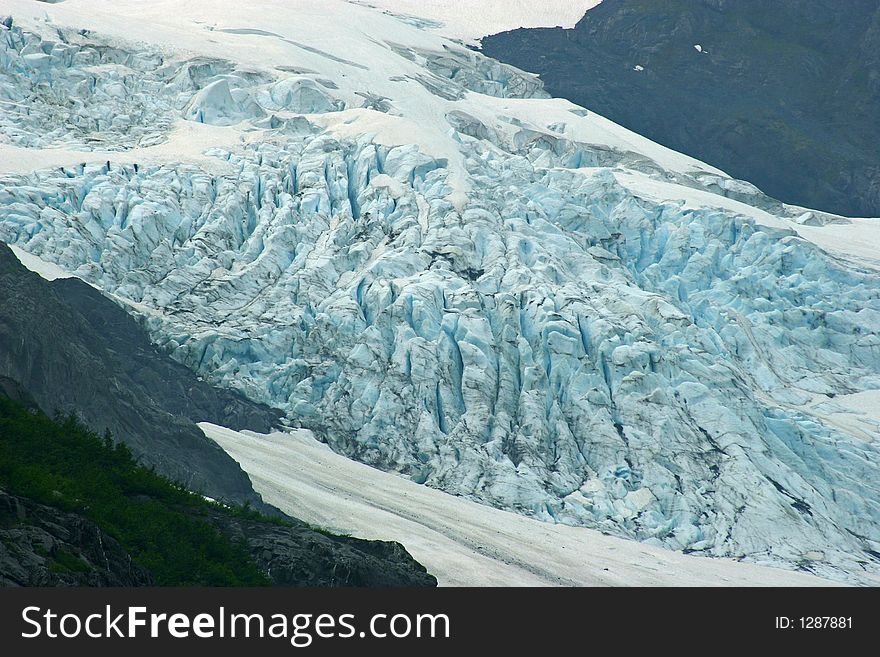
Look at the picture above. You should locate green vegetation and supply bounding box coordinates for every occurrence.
[0,396,271,586]
[49,548,91,574]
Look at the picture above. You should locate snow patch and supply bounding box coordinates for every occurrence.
[7,245,76,281]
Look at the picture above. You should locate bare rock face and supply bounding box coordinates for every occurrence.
[0,242,279,507]
[0,488,153,587]
[205,509,437,587]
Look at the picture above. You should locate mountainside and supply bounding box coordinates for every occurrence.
[0,487,154,587]
[1,0,879,584]
[0,395,436,587]
[482,0,880,218]
[0,242,279,506]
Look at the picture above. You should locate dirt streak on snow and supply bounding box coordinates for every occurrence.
[201,423,838,587]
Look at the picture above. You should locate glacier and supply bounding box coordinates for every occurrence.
[1,0,879,584]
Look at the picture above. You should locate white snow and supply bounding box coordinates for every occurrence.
[793,218,880,270]
[611,169,792,230]
[804,391,880,444]
[0,120,243,175]
[349,1,603,43]
[201,423,839,587]
[8,244,76,281]
[834,390,880,419]
[1,0,720,190]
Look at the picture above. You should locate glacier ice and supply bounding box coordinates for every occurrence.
[2,14,880,584]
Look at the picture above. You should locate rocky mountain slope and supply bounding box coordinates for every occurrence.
[0,483,435,587]
[209,508,439,587]
[0,242,279,506]
[1,0,879,584]
[482,0,880,218]
[0,488,154,587]
[0,395,436,587]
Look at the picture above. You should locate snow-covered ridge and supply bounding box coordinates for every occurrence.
[1,0,879,584]
[348,1,603,43]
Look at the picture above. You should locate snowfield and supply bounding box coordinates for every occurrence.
[202,423,838,586]
[1,0,879,584]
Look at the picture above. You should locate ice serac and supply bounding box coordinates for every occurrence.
[1,1,879,584]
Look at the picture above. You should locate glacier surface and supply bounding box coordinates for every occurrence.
[1,0,879,583]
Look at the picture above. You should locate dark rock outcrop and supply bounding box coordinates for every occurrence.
[204,509,437,587]
[0,488,153,587]
[51,276,282,435]
[0,242,279,506]
[0,486,436,588]
[482,0,880,218]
